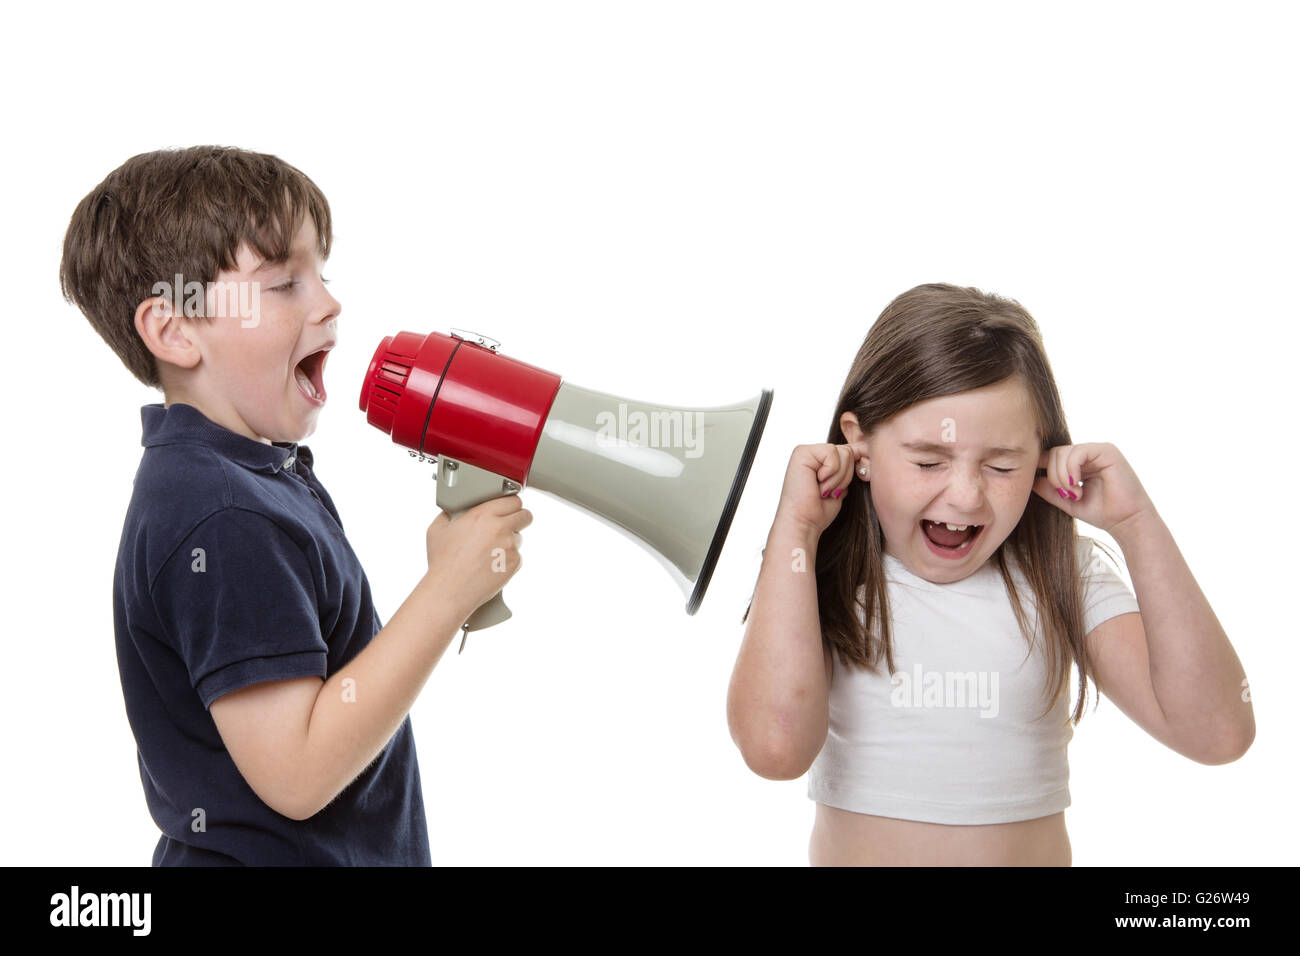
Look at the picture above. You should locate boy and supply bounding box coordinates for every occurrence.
[60,145,531,865]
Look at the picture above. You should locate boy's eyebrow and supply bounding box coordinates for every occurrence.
[249,246,317,275]
[901,440,1030,457]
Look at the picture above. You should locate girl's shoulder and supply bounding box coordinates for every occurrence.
[1074,534,1128,580]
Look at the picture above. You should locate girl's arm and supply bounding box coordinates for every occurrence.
[727,443,860,779]
[1103,507,1254,762]
[1038,442,1254,763]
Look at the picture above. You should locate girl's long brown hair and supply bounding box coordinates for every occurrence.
[749,282,1109,725]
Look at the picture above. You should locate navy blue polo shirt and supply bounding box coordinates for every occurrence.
[113,402,431,866]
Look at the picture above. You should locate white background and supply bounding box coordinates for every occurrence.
[2,0,1294,866]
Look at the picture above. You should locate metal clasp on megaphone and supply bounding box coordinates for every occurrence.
[447,328,500,352]
[432,455,522,653]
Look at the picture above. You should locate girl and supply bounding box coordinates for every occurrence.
[727,283,1254,866]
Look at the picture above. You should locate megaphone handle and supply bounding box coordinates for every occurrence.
[464,592,512,631]
[434,456,522,650]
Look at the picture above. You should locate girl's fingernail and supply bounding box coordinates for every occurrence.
[1068,473,1075,486]
[1067,489,1078,500]
[833,488,843,499]
[1057,488,1067,499]
[822,489,830,498]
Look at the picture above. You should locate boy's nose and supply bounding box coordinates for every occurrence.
[319,287,342,322]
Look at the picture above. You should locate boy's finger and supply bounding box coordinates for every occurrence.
[474,494,524,516]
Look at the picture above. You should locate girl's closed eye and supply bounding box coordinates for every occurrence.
[916,462,1016,474]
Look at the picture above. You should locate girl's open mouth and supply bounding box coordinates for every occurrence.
[921,519,983,557]
[295,349,329,406]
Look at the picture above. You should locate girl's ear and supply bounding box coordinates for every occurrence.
[840,411,864,443]
[840,411,872,477]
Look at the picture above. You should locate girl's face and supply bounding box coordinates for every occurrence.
[843,376,1044,585]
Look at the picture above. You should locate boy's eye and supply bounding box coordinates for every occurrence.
[915,462,1015,473]
[268,274,329,292]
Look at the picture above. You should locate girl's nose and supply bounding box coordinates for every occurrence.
[946,470,986,506]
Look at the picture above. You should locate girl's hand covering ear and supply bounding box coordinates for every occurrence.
[1033,441,1156,536]
[777,443,862,537]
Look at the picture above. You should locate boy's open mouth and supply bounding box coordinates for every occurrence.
[295,348,330,405]
[921,518,983,550]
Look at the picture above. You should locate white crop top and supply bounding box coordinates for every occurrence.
[806,536,1141,825]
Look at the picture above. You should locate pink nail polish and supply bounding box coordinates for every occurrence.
[821,489,830,498]
[1068,474,1074,486]
[1057,488,1067,499]
[1067,489,1077,500]
[833,488,843,499]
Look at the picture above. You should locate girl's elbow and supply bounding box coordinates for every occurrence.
[1183,721,1255,766]
[727,688,828,779]
[1209,721,1255,765]
[740,744,816,781]
[729,722,825,780]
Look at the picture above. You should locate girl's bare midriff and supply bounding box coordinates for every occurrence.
[810,803,1071,866]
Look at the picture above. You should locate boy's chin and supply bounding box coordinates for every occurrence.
[280,419,319,444]
[257,409,321,445]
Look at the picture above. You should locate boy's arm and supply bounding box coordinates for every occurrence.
[210,495,529,822]
[210,570,475,820]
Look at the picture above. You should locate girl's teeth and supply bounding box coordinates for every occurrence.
[925,520,972,532]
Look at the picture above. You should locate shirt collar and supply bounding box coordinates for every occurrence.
[140,402,310,474]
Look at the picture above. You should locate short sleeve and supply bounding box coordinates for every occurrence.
[1077,536,1142,635]
[151,508,329,708]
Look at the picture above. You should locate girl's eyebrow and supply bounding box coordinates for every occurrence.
[901,440,1029,457]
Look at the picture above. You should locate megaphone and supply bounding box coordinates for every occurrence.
[358,328,772,640]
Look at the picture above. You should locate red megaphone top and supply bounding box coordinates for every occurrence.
[358,330,563,484]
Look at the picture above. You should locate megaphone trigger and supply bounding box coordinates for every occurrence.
[434,455,521,637]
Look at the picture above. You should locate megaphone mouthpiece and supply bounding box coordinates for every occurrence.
[360,330,562,483]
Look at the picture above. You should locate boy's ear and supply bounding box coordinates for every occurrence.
[135,295,200,371]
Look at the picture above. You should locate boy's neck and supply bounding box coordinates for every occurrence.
[161,389,272,445]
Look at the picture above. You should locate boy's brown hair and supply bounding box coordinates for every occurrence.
[59,145,333,389]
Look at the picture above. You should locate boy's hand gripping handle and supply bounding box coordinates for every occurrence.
[434,455,521,652]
